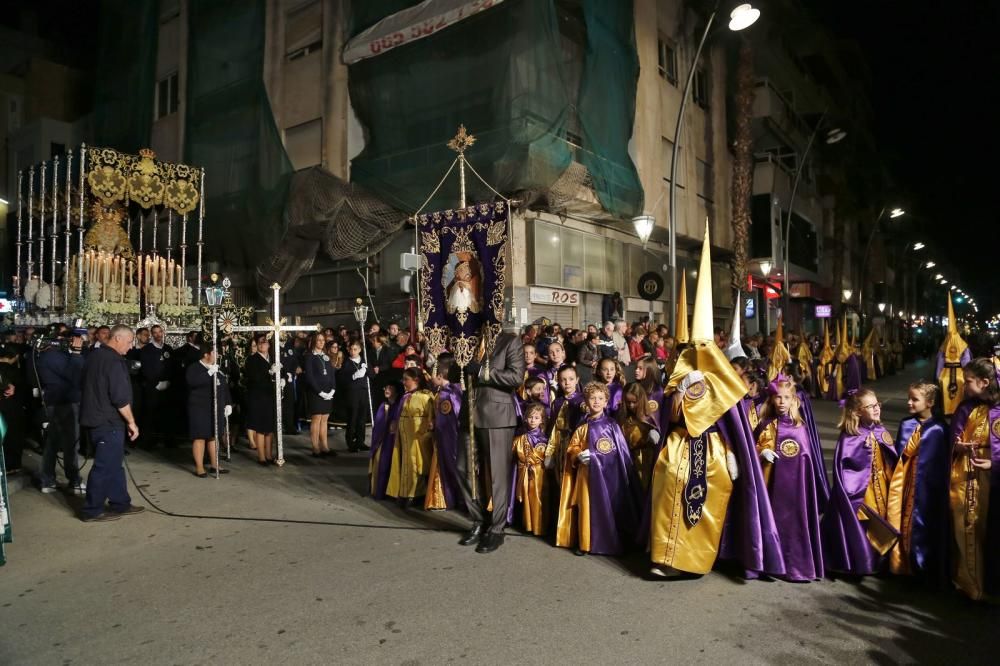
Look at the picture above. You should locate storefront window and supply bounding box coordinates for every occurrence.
[533,220,623,293]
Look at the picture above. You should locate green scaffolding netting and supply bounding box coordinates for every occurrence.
[347,0,642,219]
[92,0,158,154]
[184,0,293,271]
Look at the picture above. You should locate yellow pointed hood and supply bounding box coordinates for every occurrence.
[767,314,791,380]
[835,315,850,363]
[676,271,689,344]
[823,320,831,352]
[666,222,746,436]
[938,293,970,415]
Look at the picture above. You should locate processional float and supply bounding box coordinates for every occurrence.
[414,125,518,498]
[10,145,206,331]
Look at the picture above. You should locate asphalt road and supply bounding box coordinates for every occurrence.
[2,359,998,665]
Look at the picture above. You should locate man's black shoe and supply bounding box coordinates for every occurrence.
[81,512,121,523]
[110,505,145,516]
[476,533,505,554]
[459,523,483,546]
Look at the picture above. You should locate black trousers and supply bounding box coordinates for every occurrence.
[345,393,367,451]
[457,426,514,535]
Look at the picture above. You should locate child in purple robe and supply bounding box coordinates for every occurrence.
[369,383,402,499]
[755,374,825,581]
[425,357,463,511]
[887,381,949,582]
[555,381,640,556]
[509,402,549,536]
[821,388,899,576]
[595,358,625,417]
[545,365,586,529]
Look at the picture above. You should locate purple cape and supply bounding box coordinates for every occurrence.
[507,427,549,525]
[894,415,950,583]
[757,416,825,581]
[547,392,586,440]
[935,347,972,383]
[717,401,787,578]
[606,381,623,417]
[369,397,404,500]
[844,356,862,393]
[949,399,1000,595]
[823,360,840,401]
[433,383,464,508]
[820,424,899,575]
[797,390,830,512]
[577,415,641,555]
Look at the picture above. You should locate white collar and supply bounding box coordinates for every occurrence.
[349,356,361,363]
[152,341,164,349]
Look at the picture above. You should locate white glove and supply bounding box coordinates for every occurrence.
[544,453,554,470]
[269,364,281,376]
[352,368,365,380]
[320,390,335,400]
[155,381,169,391]
[648,429,661,445]
[286,373,293,382]
[727,450,739,481]
[577,450,592,466]
[207,364,219,376]
[32,387,40,398]
[279,378,287,389]
[761,448,778,464]
[223,405,233,417]
[549,377,559,390]
[678,370,705,394]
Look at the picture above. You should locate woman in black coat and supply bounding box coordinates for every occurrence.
[303,332,336,457]
[244,334,277,465]
[186,342,233,477]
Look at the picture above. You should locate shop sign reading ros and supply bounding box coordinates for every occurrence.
[530,287,580,306]
[343,0,505,64]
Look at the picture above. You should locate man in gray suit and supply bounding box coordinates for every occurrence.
[457,329,524,553]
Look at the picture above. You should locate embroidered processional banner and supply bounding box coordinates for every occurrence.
[418,201,509,371]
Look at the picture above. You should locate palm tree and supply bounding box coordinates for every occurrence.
[730,37,754,296]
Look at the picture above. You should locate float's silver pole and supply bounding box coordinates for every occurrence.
[196,172,205,305]
[64,153,73,309]
[77,146,86,301]
[14,170,23,299]
[26,167,34,297]
[38,162,46,299]
[50,156,59,308]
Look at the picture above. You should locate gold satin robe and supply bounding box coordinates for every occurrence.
[887,423,922,574]
[649,395,734,574]
[545,398,578,490]
[512,433,547,535]
[556,423,592,550]
[386,390,434,499]
[950,405,992,600]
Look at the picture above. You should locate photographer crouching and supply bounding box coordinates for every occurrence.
[34,327,87,495]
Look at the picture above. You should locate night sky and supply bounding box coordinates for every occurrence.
[815,0,1000,317]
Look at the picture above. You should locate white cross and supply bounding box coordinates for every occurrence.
[229,283,317,466]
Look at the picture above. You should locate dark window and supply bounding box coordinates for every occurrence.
[750,194,774,258]
[155,72,179,119]
[50,143,66,158]
[657,35,677,85]
[693,67,709,109]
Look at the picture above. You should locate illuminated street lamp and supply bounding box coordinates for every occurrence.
[859,206,905,316]
[842,289,853,303]
[890,208,905,218]
[668,2,761,331]
[925,261,936,268]
[912,242,925,250]
[877,302,886,313]
[632,215,654,247]
[760,260,772,277]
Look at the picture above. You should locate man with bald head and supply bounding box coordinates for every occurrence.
[79,325,144,522]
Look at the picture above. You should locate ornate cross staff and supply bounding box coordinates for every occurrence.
[229,283,318,466]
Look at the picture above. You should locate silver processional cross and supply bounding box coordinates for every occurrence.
[229,282,318,466]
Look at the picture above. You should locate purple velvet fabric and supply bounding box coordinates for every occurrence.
[894,415,950,583]
[433,383,464,509]
[821,424,899,575]
[577,415,641,555]
[369,397,404,500]
[757,416,825,581]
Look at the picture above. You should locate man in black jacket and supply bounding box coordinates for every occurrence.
[458,329,525,553]
[138,325,173,446]
[35,330,86,494]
